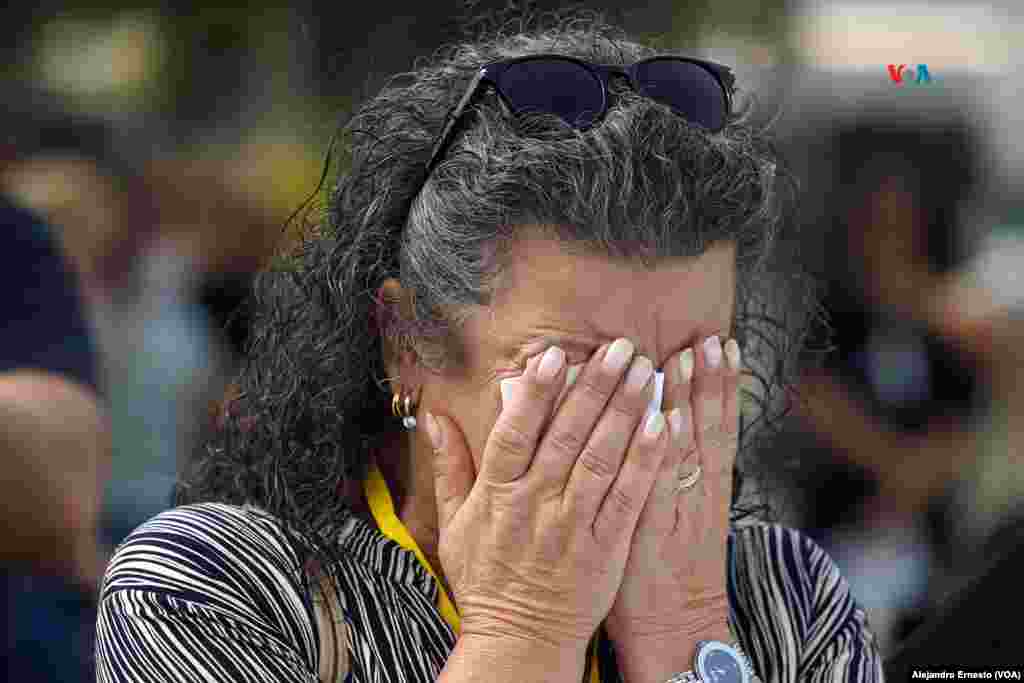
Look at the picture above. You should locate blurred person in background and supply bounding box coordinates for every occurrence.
[775,96,1024,666]
[0,195,109,681]
[799,111,985,506]
[2,90,274,680]
[95,13,882,683]
[2,90,277,552]
[785,108,986,649]
[884,200,1024,672]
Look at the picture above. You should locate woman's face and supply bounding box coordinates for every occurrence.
[406,229,737,474]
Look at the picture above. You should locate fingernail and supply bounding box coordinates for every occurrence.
[644,411,666,438]
[554,364,583,411]
[668,408,684,445]
[603,338,635,375]
[537,346,565,384]
[679,348,694,384]
[625,356,654,395]
[725,338,742,371]
[500,377,518,407]
[565,364,581,389]
[425,412,442,449]
[703,335,722,369]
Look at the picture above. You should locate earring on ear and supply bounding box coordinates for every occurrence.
[392,384,422,430]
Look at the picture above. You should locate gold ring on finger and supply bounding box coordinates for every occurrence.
[677,464,702,492]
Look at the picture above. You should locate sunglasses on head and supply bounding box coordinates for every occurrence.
[423,54,736,177]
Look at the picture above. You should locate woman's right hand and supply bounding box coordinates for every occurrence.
[425,339,673,654]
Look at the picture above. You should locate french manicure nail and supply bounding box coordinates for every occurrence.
[725,338,742,371]
[565,364,581,389]
[668,408,684,445]
[603,338,635,375]
[500,377,518,406]
[553,364,583,411]
[537,346,565,383]
[679,348,694,384]
[644,411,666,438]
[703,335,722,369]
[625,356,654,395]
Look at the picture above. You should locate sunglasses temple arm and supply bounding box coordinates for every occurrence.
[425,69,487,174]
[717,65,736,92]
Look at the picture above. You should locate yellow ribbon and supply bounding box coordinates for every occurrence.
[363,462,601,682]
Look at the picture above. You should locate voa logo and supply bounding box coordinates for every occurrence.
[887,64,933,84]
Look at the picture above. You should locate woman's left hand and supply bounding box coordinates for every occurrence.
[604,335,742,662]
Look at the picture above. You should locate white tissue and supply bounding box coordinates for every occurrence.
[646,371,665,419]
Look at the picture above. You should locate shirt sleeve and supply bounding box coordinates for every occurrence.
[0,200,98,392]
[95,503,322,682]
[727,525,884,683]
[797,531,884,683]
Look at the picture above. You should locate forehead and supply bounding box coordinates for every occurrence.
[475,231,736,368]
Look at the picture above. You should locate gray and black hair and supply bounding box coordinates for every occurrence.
[177,13,817,557]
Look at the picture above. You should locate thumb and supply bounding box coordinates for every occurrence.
[426,412,474,532]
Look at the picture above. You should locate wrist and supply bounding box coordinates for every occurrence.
[440,633,588,683]
[607,608,732,683]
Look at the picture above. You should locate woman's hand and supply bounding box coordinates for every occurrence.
[604,336,742,681]
[426,339,672,661]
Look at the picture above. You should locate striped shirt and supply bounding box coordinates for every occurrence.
[96,501,883,683]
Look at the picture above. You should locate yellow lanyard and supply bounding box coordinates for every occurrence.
[363,463,602,683]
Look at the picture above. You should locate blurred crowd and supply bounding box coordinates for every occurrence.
[3,2,1023,681]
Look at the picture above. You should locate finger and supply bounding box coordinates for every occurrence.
[482,346,566,484]
[721,338,742,469]
[592,410,670,545]
[635,407,690,536]
[529,338,639,487]
[692,335,729,472]
[551,363,585,416]
[662,346,700,485]
[427,413,474,532]
[661,346,694,455]
[558,349,655,519]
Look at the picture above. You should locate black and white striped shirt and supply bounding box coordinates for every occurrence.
[95,502,883,682]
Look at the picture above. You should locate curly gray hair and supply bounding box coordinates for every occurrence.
[177,12,816,559]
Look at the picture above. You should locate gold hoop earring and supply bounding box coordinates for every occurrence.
[393,385,421,430]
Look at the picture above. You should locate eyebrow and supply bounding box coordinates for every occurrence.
[517,331,698,369]
[517,334,651,373]
[506,333,603,361]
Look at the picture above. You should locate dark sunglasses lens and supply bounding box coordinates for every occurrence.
[634,59,727,131]
[499,59,604,128]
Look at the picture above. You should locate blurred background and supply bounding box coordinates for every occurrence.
[1,0,1021,679]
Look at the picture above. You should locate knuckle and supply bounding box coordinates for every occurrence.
[574,375,611,406]
[522,376,553,402]
[545,428,586,459]
[630,440,662,473]
[680,440,700,463]
[698,418,721,437]
[578,445,619,480]
[605,486,636,517]
[491,421,533,455]
[605,396,638,422]
[701,424,737,451]
[699,425,721,447]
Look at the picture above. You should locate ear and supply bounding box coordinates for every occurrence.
[377,278,421,389]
